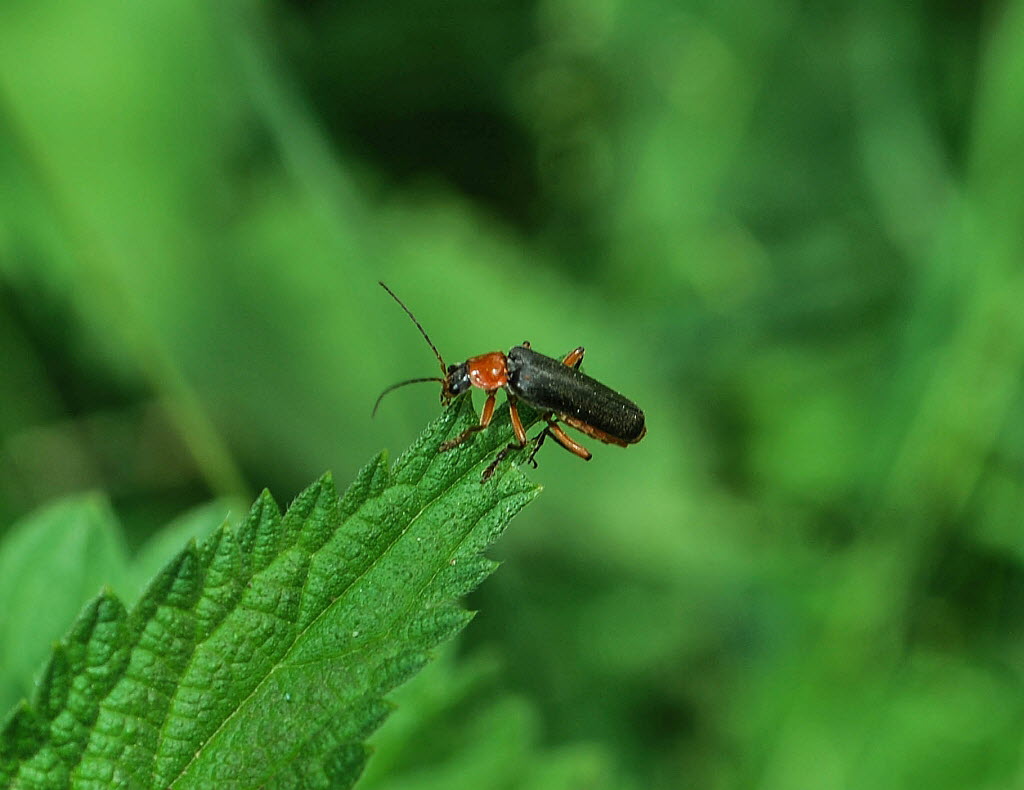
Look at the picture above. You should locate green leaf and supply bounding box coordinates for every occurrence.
[0,495,129,718]
[126,499,245,605]
[0,397,540,789]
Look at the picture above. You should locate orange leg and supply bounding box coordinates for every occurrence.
[548,422,590,458]
[562,346,585,369]
[527,420,591,465]
[508,398,528,445]
[481,397,529,480]
[440,392,496,452]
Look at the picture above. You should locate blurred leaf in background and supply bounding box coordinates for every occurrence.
[1,0,1024,787]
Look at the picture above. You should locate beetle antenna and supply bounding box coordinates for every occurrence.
[379,282,447,376]
[372,377,445,417]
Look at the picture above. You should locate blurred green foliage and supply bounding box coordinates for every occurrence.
[1,0,1023,787]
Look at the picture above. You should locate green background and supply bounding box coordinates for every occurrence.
[2,0,1023,787]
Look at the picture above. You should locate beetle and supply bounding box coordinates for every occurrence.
[374,282,646,480]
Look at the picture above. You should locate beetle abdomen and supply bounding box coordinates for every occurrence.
[506,345,646,444]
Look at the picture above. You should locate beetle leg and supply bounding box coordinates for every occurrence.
[524,425,551,467]
[484,411,593,481]
[562,346,585,369]
[440,392,496,451]
[480,398,531,481]
[481,397,534,481]
[544,420,592,460]
[508,397,528,445]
